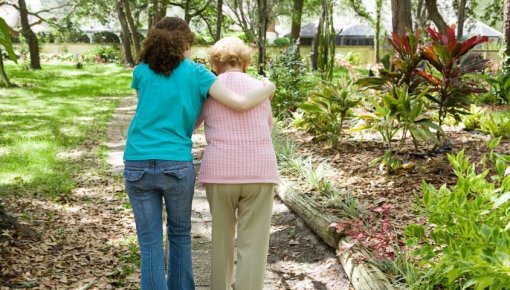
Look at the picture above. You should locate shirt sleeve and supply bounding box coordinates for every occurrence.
[195,63,217,100]
[131,65,140,90]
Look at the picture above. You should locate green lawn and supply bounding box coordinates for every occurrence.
[0,63,132,196]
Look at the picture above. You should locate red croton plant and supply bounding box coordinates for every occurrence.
[417,26,490,139]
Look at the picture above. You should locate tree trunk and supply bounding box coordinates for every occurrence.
[0,49,13,88]
[311,20,321,70]
[415,0,427,31]
[374,0,383,64]
[257,0,268,75]
[116,0,134,66]
[391,0,412,35]
[425,0,448,34]
[290,0,304,41]
[122,0,141,58]
[148,0,167,29]
[214,0,224,41]
[184,0,191,23]
[317,0,335,80]
[457,0,467,39]
[148,0,158,29]
[18,0,41,69]
[505,0,510,69]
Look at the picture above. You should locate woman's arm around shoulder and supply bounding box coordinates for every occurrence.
[208,79,276,111]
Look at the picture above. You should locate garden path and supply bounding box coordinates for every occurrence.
[107,96,351,290]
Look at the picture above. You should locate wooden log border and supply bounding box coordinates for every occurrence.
[277,180,395,290]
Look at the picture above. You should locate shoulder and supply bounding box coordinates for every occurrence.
[219,72,262,86]
[133,63,151,77]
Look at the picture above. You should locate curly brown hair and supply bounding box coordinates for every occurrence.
[139,17,195,76]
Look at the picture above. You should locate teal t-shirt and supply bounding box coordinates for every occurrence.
[124,59,216,161]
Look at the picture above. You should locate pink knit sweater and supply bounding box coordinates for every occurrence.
[195,72,279,184]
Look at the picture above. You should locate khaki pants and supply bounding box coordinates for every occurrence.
[205,183,274,290]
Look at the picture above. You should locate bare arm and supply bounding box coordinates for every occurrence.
[208,79,276,111]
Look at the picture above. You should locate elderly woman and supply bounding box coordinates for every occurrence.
[195,37,279,290]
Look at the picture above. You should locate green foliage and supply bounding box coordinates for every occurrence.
[92,31,120,44]
[355,87,439,152]
[194,33,213,45]
[418,27,490,134]
[273,37,291,47]
[65,31,90,43]
[484,72,510,104]
[405,149,510,290]
[0,63,132,196]
[268,43,308,116]
[0,17,17,64]
[297,78,359,147]
[461,104,484,130]
[82,45,120,63]
[479,111,510,139]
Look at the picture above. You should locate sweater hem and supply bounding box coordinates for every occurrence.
[198,179,280,185]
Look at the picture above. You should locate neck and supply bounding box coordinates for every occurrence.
[220,66,244,74]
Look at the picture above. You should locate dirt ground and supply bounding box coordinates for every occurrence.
[285,123,510,251]
[0,96,351,290]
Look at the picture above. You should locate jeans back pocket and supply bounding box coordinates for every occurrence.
[162,167,188,179]
[124,169,146,194]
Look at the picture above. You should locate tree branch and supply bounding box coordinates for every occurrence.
[189,0,213,18]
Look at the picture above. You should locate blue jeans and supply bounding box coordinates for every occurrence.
[124,160,196,290]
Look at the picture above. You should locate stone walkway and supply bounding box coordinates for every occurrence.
[106,96,278,289]
[106,96,350,290]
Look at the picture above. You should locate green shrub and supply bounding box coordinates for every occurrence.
[484,72,510,104]
[479,111,510,139]
[92,31,120,44]
[194,33,212,45]
[273,37,291,47]
[297,78,359,146]
[461,104,484,130]
[66,31,90,43]
[268,43,308,116]
[405,146,510,289]
[82,45,120,63]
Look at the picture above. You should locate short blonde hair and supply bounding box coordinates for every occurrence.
[207,37,252,71]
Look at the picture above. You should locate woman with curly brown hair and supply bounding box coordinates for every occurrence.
[123,17,275,290]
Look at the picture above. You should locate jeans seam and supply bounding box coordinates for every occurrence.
[138,193,155,289]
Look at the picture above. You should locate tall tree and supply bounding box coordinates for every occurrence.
[425,0,448,34]
[225,0,257,42]
[122,0,141,58]
[257,0,269,75]
[415,0,427,31]
[214,0,224,41]
[391,0,412,34]
[148,0,168,29]
[457,0,467,39]
[374,0,383,63]
[316,0,334,80]
[504,0,510,68]
[116,0,134,66]
[290,0,304,41]
[18,0,41,69]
